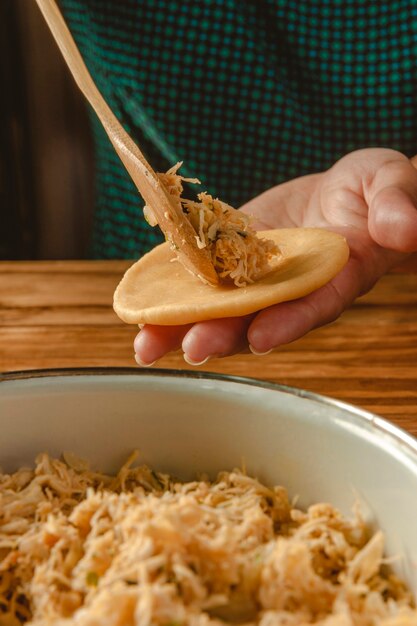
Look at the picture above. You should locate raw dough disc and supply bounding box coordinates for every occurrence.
[113,228,349,325]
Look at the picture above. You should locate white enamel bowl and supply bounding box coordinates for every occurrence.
[1,368,417,591]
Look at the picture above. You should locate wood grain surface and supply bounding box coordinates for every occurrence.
[1,258,416,435]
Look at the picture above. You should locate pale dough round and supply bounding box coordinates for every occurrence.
[113,228,349,325]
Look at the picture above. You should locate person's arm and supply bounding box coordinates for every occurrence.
[134,148,417,366]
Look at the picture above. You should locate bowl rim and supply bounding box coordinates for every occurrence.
[1,366,417,461]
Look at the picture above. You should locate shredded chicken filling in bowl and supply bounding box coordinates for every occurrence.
[144,164,279,287]
[0,452,415,626]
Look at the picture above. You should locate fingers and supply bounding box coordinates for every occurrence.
[136,263,358,362]
[368,158,417,252]
[134,316,253,366]
[369,185,417,252]
[181,316,253,364]
[248,288,343,354]
[134,239,383,363]
[248,256,368,353]
[135,247,387,362]
[134,324,192,366]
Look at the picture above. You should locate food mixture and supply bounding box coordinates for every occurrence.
[144,164,278,287]
[0,452,415,626]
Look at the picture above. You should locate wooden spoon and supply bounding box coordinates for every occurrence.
[35,0,219,286]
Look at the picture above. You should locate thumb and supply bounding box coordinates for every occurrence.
[368,161,417,253]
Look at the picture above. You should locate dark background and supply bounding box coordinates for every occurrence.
[1,0,94,260]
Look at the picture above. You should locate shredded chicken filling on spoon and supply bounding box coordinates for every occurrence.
[144,164,279,287]
[0,452,415,626]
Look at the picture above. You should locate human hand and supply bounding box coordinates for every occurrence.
[134,148,417,366]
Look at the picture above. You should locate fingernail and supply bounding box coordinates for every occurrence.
[183,353,211,366]
[134,353,156,367]
[249,344,273,356]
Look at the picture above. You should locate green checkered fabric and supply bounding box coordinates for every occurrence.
[61,0,417,259]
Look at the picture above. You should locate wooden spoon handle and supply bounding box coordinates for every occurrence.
[35,0,218,285]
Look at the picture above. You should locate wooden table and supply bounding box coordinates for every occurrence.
[1,259,417,435]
